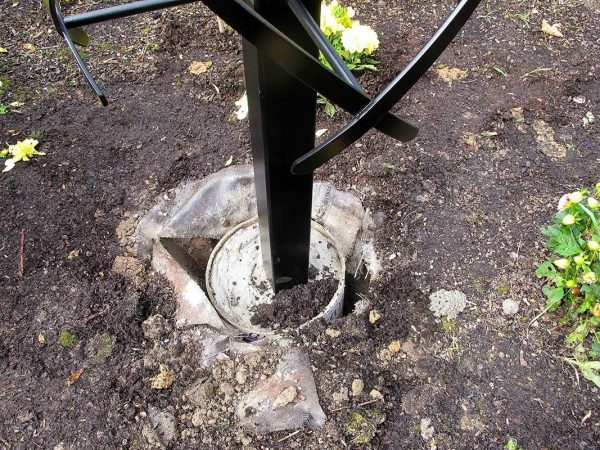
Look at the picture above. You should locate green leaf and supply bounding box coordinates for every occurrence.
[543,286,564,311]
[68,27,90,47]
[536,260,558,279]
[542,226,581,256]
[575,297,594,313]
[563,358,600,388]
[566,331,586,345]
[581,366,600,387]
[581,284,600,298]
[493,66,508,77]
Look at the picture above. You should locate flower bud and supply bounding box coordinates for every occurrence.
[588,240,600,251]
[573,255,586,266]
[553,258,570,270]
[569,191,583,203]
[562,214,576,225]
[565,279,576,289]
[582,272,597,284]
[588,197,599,210]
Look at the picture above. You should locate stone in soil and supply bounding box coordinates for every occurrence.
[428,289,467,319]
[250,273,338,329]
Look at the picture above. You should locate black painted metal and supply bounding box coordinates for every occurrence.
[291,0,483,174]
[286,0,362,92]
[200,0,419,142]
[242,0,319,291]
[55,0,418,142]
[64,0,198,28]
[48,0,107,105]
[46,0,482,293]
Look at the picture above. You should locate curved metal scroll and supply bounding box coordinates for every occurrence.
[47,0,107,106]
[48,0,418,142]
[47,0,482,165]
[291,0,482,174]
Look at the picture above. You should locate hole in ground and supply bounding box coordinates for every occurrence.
[343,263,372,316]
[160,237,219,291]
[160,235,371,326]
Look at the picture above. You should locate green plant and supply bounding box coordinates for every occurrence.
[345,410,384,444]
[478,10,497,24]
[317,94,337,117]
[0,104,7,115]
[59,330,77,348]
[504,438,521,450]
[493,66,508,77]
[535,184,600,385]
[507,11,532,27]
[320,1,380,72]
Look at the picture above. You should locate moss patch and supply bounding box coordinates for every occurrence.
[58,330,77,348]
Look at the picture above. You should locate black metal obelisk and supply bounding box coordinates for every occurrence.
[46,0,483,296]
[242,0,320,292]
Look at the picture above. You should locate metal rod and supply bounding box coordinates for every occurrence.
[64,0,198,28]
[200,0,418,142]
[49,0,107,105]
[285,0,362,92]
[291,0,483,174]
[242,0,318,292]
[61,0,418,142]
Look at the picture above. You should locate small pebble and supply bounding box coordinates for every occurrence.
[388,340,401,354]
[369,389,384,400]
[502,298,519,316]
[351,378,364,396]
[369,310,382,324]
[325,328,341,338]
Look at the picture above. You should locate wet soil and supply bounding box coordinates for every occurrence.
[1,0,599,449]
[250,273,338,329]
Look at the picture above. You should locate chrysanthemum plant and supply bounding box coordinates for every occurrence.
[536,184,600,383]
[320,1,380,72]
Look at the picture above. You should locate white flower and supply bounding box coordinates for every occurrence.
[557,193,570,210]
[320,3,346,36]
[561,214,576,225]
[569,191,583,203]
[582,272,597,284]
[347,6,355,18]
[558,191,584,210]
[588,197,599,210]
[234,92,248,121]
[341,23,379,54]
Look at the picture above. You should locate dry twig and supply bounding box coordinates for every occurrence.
[17,229,25,277]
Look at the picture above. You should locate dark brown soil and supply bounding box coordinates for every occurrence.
[250,272,338,329]
[1,0,599,449]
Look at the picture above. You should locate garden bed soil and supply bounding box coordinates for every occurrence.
[1,0,599,449]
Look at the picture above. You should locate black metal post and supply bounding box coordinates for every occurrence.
[242,0,319,292]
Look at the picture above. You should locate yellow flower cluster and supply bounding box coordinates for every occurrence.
[341,23,380,55]
[320,1,354,36]
[320,1,379,55]
[1,138,45,172]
